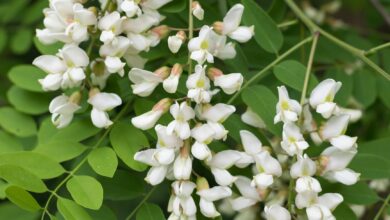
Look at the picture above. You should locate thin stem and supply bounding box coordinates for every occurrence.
[187,0,194,74]
[277,19,299,29]
[300,32,319,106]
[365,42,390,55]
[374,193,390,220]
[40,98,133,220]
[125,187,157,220]
[284,0,390,81]
[227,36,313,105]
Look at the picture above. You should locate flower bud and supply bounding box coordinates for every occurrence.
[213,21,223,34]
[69,91,82,105]
[154,66,171,79]
[196,177,210,191]
[151,25,170,39]
[177,30,187,41]
[207,67,224,81]
[192,1,204,20]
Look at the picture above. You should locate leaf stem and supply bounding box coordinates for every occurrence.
[227,36,313,105]
[365,42,390,56]
[277,19,299,29]
[300,32,319,106]
[40,98,133,220]
[125,186,157,220]
[374,193,390,220]
[284,0,390,81]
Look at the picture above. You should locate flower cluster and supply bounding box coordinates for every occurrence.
[229,79,360,220]
[131,3,254,219]
[33,0,172,128]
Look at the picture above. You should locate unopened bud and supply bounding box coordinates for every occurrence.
[196,177,209,191]
[176,31,187,41]
[171,64,183,76]
[207,67,224,80]
[213,21,223,34]
[180,140,191,157]
[88,87,100,98]
[154,66,171,79]
[92,60,106,76]
[257,188,269,200]
[69,91,82,105]
[192,1,204,20]
[152,98,172,112]
[152,25,170,39]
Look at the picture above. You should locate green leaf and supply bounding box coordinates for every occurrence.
[99,170,144,201]
[161,0,186,13]
[335,182,380,205]
[136,203,165,220]
[33,37,63,55]
[110,121,149,171]
[57,198,92,220]
[378,78,390,108]
[0,165,47,193]
[349,153,390,179]
[0,152,65,179]
[353,69,377,108]
[66,175,103,210]
[10,28,32,54]
[7,86,51,115]
[273,60,318,92]
[88,205,117,220]
[241,85,281,135]
[22,0,47,25]
[8,65,46,92]
[5,186,41,212]
[0,202,39,220]
[38,117,100,144]
[88,147,118,178]
[34,141,87,162]
[0,131,23,154]
[0,107,37,137]
[333,203,357,220]
[241,0,283,53]
[358,138,390,162]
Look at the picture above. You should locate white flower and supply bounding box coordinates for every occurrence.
[186,65,214,103]
[274,86,302,124]
[202,103,236,123]
[132,98,172,130]
[120,0,141,17]
[319,114,357,151]
[37,1,97,44]
[251,151,282,189]
[295,192,343,220]
[33,44,89,91]
[49,94,81,128]
[192,1,204,20]
[191,124,214,160]
[309,79,342,118]
[222,4,254,43]
[173,146,192,180]
[88,91,122,128]
[241,108,266,128]
[98,11,124,44]
[208,150,242,186]
[320,146,360,185]
[167,102,195,139]
[235,130,262,168]
[281,123,309,156]
[171,181,197,217]
[128,67,169,97]
[231,176,262,210]
[338,107,362,123]
[214,73,243,95]
[168,35,183,54]
[163,64,182,93]
[264,204,291,220]
[104,56,126,76]
[290,155,322,193]
[197,186,232,218]
[99,36,131,76]
[188,26,215,64]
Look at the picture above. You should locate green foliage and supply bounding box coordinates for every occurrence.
[66,175,104,210]
[0,107,37,137]
[136,203,165,220]
[88,147,118,178]
[5,186,41,212]
[57,198,92,220]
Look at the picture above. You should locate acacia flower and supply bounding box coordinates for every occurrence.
[98,11,124,44]
[87,89,122,128]
[207,150,242,186]
[281,123,309,156]
[208,67,243,95]
[128,66,170,97]
[295,191,343,220]
[309,79,342,118]
[231,176,262,210]
[274,86,302,124]
[168,181,197,219]
[192,1,204,20]
[168,31,186,54]
[167,102,195,139]
[264,204,291,220]
[49,93,81,128]
[186,65,214,104]
[290,155,322,193]
[241,108,266,128]
[163,64,183,93]
[191,124,215,160]
[220,4,254,43]
[132,98,172,130]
